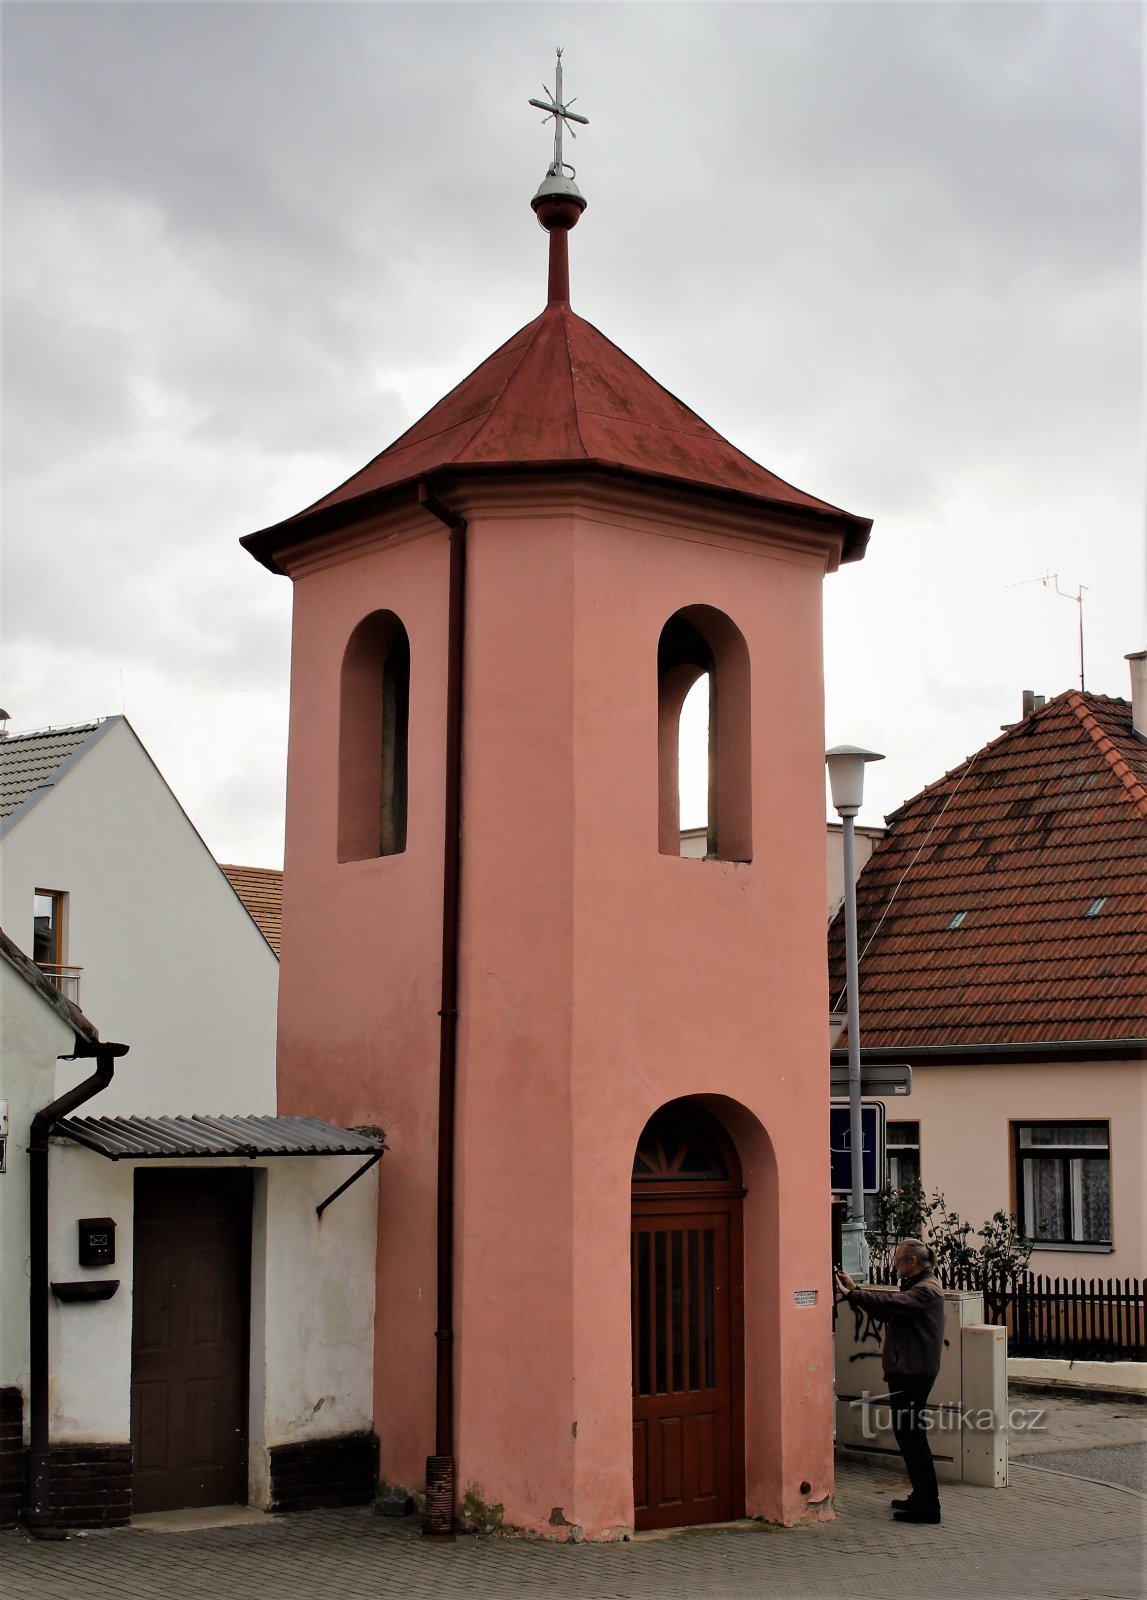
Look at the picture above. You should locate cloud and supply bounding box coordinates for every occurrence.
[2,2,1141,862]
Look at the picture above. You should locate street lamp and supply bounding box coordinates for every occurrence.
[826,744,884,1283]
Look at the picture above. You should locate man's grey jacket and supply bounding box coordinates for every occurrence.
[845,1268,946,1383]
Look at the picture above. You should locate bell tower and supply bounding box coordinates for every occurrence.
[243,53,870,1540]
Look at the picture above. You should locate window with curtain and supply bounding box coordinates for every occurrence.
[1015,1122,1111,1246]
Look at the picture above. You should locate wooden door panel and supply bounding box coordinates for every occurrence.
[191,1250,221,1346]
[188,1378,227,1468]
[633,1419,648,1510]
[131,1172,250,1513]
[133,1383,168,1474]
[645,1408,721,1512]
[661,1416,682,1502]
[695,1412,716,1497]
[135,1245,173,1353]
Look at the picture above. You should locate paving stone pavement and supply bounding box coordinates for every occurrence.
[2,1454,1143,1600]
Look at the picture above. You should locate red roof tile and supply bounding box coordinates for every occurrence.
[220,864,283,957]
[243,301,871,571]
[828,692,1147,1048]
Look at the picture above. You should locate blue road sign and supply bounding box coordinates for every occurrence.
[830,1102,885,1194]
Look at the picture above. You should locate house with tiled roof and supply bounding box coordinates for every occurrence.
[0,724,100,828]
[0,717,381,1528]
[828,654,1147,1276]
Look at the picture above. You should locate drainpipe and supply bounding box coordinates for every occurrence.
[418,480,467,1541]
[28,1034,128,1535]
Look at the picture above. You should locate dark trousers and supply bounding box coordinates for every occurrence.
[888,1377,940,1509]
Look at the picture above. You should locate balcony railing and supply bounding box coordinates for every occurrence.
[38,963,82,1004]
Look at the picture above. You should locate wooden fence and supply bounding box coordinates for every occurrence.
[870,1265,1145,1361]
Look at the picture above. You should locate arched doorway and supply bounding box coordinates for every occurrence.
[631,1100,745,1530]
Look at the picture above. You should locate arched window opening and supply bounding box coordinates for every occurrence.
[338,610,410,862]
[657,606,751,862]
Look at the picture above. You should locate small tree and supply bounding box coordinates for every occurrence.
[864,1184,1031,1283]
[922,1191,978,1279]
[977,1208,1034,1281]
[864,1177,926,1279]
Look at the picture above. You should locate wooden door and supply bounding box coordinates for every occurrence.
[131,1170,251,1513]
[631,1102,744,1531]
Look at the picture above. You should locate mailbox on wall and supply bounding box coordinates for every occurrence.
[78,1217,116,1268]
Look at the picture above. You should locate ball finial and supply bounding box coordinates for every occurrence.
[531,183,586,234]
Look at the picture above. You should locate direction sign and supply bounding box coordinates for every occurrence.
[829,1101,885,1194]
[830,1063,912,1099]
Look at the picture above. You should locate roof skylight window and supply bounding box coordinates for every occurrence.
[946,911,967,930]
[1084,897,1106,918]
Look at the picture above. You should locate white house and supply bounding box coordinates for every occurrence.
[0,719,380,1529]
[0,717,278,1116]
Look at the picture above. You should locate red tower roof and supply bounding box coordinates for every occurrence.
[243,151,871,573]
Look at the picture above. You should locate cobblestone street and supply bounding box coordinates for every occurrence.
[2,1448,1143,1600]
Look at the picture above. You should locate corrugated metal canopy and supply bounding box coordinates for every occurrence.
[53,1114,384,1160]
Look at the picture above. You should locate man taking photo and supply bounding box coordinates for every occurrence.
[836,1239,946,1524]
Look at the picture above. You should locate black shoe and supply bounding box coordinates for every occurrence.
[890,1497,915,1512]
[893,1506,941,1524]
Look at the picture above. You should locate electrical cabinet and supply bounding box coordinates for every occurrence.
[834,1288,993,1484]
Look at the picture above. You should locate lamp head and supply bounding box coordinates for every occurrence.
[826,745,884,817]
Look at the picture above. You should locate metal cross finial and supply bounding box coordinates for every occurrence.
[529,46,589,180]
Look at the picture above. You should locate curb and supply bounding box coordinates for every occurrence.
[1009,1379,1147,1405]
[1010,1458,1146,1501]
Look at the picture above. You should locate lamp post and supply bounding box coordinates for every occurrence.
[826,744,884,1283]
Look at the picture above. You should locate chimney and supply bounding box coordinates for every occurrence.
[1126,651,1147,740]
[1021,690,1045,718]
[0,709,9,741]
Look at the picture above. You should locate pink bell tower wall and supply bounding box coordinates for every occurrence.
[274,475,842,1538]
[275,503,450,1505]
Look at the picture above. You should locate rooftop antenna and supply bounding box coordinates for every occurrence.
[1006,572,1088,691]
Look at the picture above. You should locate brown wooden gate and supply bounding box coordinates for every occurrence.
[131,1170,252,1513]
[631,1104,744,1530]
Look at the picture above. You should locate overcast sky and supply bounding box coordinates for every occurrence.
[3,1,1142,866]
